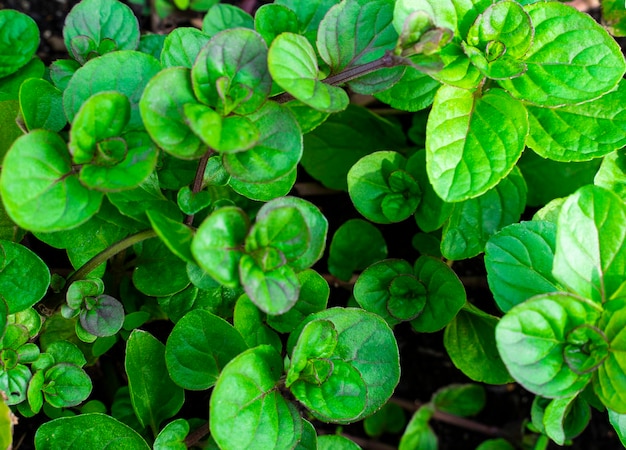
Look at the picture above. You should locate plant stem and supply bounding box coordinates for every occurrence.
[185,150,213,226]
[390,397,510,439]
[184,421,210,447]
[38,229,157,315]
[272,51,401,104]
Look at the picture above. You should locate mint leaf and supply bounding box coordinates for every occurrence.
[0,10,39,78]
[161,27,210,69]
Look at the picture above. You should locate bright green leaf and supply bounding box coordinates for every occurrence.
[0,10,39,78]
[161,27,210,69]
[202,4,254,37]
[154,418,189,450]
[18,78,65,132]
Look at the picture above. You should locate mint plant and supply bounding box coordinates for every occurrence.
[1,0,626,448]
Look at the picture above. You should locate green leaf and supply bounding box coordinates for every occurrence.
[498,2,626,107]
[348,151,421,224]
[519,150,601,207]
[68,91,130,164]
[609,408,626,446]
[398,404,438,450]
[138,33,165,60]
[228,167,297,202]
[154,418,189,450]
[63,0,140,64]
[239,254,300,315]
[202,4,254,37]
[161,27,210,69]
[266,269,329,333]
[183,103,260,153]
[42,363,92,408]
[317,0,398,73]
[79,295,124,337]
[177,186,212,215]
[476,439,515,450]
[539,396,591,445]
[426,85,528,202]
[594,298,626,413]
[146,209,195,265]
[363,402,406,437]
[485,221,560,312]
[191,206,249,287]
[274,0,339,45]
[192,28,270,116]
[301,104,405,190]
[410,150,453,232]
[526,81,626,162]
[393,0,456,35]
[317,435,361,450]
[64,50,161,130]
[140,67,205,160]
[0,10,39,78]
[35,413,150,449]
[268,32,349,113]
[0,130,103,232]
[255,197,328,272]
[0,100,22,160]
[233,294,282,353]
[441,167,527,260]
[165,309,247,390]
[328,219,387,282]
[410,256,465,332]
[444,304,514,385]
[210,345,302,450]
[289,308,400,422]
[254,4,299,45]
[0,364,30,405]
[133,238,190,297]
[432,383,485,417]
[496,292,602,398]
[0,241,50,314]
[374,67,440,112]
[126,330,185,434]
[553,185,626,304]
[49,59,80,92]
[222,102,302,183]
[602,0,626,37]
[18,78,66,132]
[595,149,626,202]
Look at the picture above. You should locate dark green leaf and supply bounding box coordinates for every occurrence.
[233,294,282,352]
[441,167,527,260]
[363,402,406,437]
[43,363,92,408]
[126,330,185,433]
[411,255,465,332]
[35,413,150,449]
[444,304,514,385]
[602,0,626,37]
[398,404,437,450]
[18,78,65,132]
[191,206,249,287]
[210,345,302,450]
[328,219,387,282]
[374,67,440,112]
[274,0,339,45]
[0,130,103,232]
[0,10,39,78]
[476,439,515,450]
[147,209,195,264]
[498,2,625,106]
[192,28,270,116]
[165,309,247,390]
[411,150,453,232]
[132,238,190,297]
[254,4,299,45]
[348,151,421,224]
[222,102,302,183]
[427,86,528,202]
[553,185,626,304]
[64,50,160,130]
[0,57,44,99]
[0,240,50,314]
[485,221,560,312]
[302,104,405,190]
[228,167,297,202]
[538,396,591,445]
[0,100,22,160]
[49,59,80,91]
[63,0,140,64]
[138,33,165,60]
[317,0,397,73]
[432,383,485,417]
[268,32,349,113]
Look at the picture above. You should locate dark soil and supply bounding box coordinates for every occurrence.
[2,1,624,449]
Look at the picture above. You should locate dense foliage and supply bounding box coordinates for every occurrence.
[1,0,626,448]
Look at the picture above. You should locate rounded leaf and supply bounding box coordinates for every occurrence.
[79,295,125,337]
[43,363,92,408]
[0,241,50,314]
[0,130,103,232]
[18,78,66,132]
[192,28,271,116]
[165,310,247,390]
[268,32,349,113]
[161,27,210,69]
[210,345,303,450]
[0,10,39,78]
